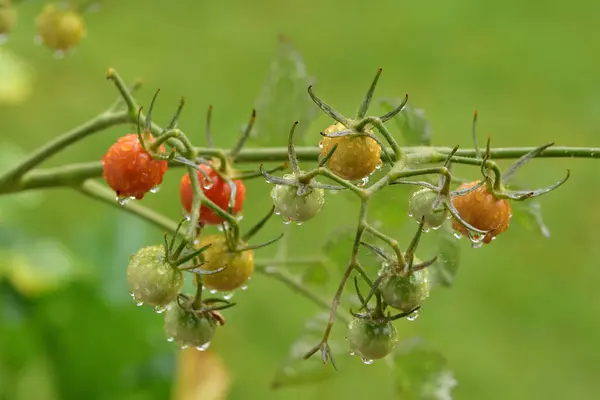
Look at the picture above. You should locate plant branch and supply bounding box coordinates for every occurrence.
[1,146,599,194]
[76,180,180,234]
[0,111,130,189]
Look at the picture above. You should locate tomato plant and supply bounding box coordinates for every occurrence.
[0,7,597,398]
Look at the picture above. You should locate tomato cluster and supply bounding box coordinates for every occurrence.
[98,66,564,368]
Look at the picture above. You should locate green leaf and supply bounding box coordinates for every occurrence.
[381,99,431,146]
[429,223,460,288]
[367,183,411,233]
[511,199,551,238]
[392,339,457,400]
[252,35,317,147]
[323,227,356,275]
[301,261,329,286]
[271,313,345,389]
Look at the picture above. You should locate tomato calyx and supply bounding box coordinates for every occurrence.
[176,293,233,323]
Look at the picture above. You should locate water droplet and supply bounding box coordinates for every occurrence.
[117,196,130,206]
[0,34,8,45]
[236,214,244,222]
[209,289,218,295]
[357,176,369,187]
[202,178,214,190]
[129,292,135,298]
[282,217,291,225]
[295,221,303,226]
[240,285,248,291]
[179,344,189,350]
[468,232,484,249]
[150,185,161,194]
[375,159,383,170]
[318,140,324,149]
[423,227,430,234]
[361,357,374,365]
[166,337,175,342]
[185,214,191,221]
[155,305,167,314]
[135,300,144,307]
[453,232,462,240]
[407,310,420,321]
[470,240,484,249]
[34,35,43,45]
[349,350,355,356]
[274,210,281,216]
[407,212,413,218]
[53,50,65,59]
[223,292,235,300]
[196,341,211,351]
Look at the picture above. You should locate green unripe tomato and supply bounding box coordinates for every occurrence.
[270,174,325,222]
[164,303,217,349]
[0,2,17,36]
[379,268,430,313]
[35,4,86,52]
[347,317,399,360]
[408,188,449,230]
[127,245,183,307]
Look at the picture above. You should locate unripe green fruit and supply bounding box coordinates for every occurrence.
[271,174,325,222]
[379,268,430,313]
[36,4,86,52]
[164,304,217,348]
[347,318,399,360]
[127,245,183,307]
[408,188,449,230]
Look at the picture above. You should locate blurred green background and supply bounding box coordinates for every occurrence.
[1,0,600,399]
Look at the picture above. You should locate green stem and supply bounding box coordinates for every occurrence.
[2,146,599,194]
[0,111,130,189]
[186,165,203,240]
[193,275,203,309]
[106,68,139,115]
[305,198,369,361]
[255,266,349,325]
[77,180,180,234]
[298,168,367,198]
[364,225,406,267]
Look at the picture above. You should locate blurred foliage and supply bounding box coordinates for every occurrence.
[1,0,600,400]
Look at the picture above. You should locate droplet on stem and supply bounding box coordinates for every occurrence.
[116,196,131,206]
[196,341,211,351]
[407,309,420,321]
